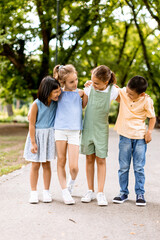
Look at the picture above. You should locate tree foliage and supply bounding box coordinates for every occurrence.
[0,0,160,118]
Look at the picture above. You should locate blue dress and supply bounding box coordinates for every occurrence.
[23,99,57,162]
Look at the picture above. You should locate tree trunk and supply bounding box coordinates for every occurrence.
[117,22,131,65]
[16,99,20,109]
[6,104,13,117]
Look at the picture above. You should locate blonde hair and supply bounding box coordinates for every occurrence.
[53,64,77,87]
[92,65,116,85]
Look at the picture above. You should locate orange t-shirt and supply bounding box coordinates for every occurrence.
[114,87,155,139]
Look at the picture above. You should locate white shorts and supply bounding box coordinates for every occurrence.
[55,130,81,146]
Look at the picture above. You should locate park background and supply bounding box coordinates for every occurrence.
[0,0,160,176]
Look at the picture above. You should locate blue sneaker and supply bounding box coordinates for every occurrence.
[136,194,146,206]
[113,193,128,204]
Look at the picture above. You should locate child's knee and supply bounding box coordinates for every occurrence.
[96,158,105,166]
[57,157,66,168]
[32,162,40,171]
[70,166,79,175]
[86,154,95,164]
[42,161,51,170]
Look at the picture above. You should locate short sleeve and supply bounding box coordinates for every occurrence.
[144,97,155,118]
[110,85,119,101]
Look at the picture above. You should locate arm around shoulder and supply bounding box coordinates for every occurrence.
[115,95,120,103]
[82,92,88,108]
[113,85,120,103]
[78,89,88,108]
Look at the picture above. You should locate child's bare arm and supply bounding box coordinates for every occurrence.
[114,84,120,103]
[82,93,88,108]
[78,89,88,108]
[115,94,120,103]
[29,102,38,153]
[78,89,84,97]
[28,106,32,121]
[144,117,156,143]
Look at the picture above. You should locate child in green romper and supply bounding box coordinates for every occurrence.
[81,65,119,206]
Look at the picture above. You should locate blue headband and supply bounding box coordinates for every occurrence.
[59,65,63,70]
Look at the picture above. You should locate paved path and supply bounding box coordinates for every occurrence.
[0,128,160,240]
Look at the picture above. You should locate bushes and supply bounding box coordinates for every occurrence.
[109,101,119,124]
[0,105,29,123]
[0,101,119,124]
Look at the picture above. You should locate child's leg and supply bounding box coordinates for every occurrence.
[56,141,68,189]
[95,156,108,206]
[67,144,79,194]
[81,154,96,203]
[132,139,147,195]
[86,154,96,191]
[30,162,40,190]
[42,161,52,203]
[56,140,75,205]
[42,161,51,190]
[68,144,79,180]
[96,157,106,192]
[118,136,132,195]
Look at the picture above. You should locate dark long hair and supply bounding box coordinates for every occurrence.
[37,76,60,105]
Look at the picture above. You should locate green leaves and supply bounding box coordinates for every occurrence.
[0,0,160,116]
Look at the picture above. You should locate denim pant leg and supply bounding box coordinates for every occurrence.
[118,136,132,195]
[132,139,147,195]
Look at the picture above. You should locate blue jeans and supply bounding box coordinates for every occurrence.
[118,135,147,195]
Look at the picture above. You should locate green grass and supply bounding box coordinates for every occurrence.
[0,143,15,149]
[0,136,26,141]
[0,164,23,176]
[0,123,115,177]
[0,124,28,176]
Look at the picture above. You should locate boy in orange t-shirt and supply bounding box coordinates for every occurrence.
[113,76,156,206]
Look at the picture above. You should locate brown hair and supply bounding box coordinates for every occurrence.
[53,64,77,87]
[92,65,116,85]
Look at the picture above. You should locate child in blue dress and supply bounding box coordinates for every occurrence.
[23,76,61,204]
[53,64,85,205]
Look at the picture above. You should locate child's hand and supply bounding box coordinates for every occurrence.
[114,84,119,88]
[84,80,92,88]
[31,143,38,153]
[78,89,84,98]
[144,130,152,144]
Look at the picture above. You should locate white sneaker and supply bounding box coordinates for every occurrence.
[29,191,39,204]
[97,192,108,206]
[62,188,75,205]
[43,190,52,203]
[81,190,96,203]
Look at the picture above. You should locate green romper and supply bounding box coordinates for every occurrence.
[81,85,112,158]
